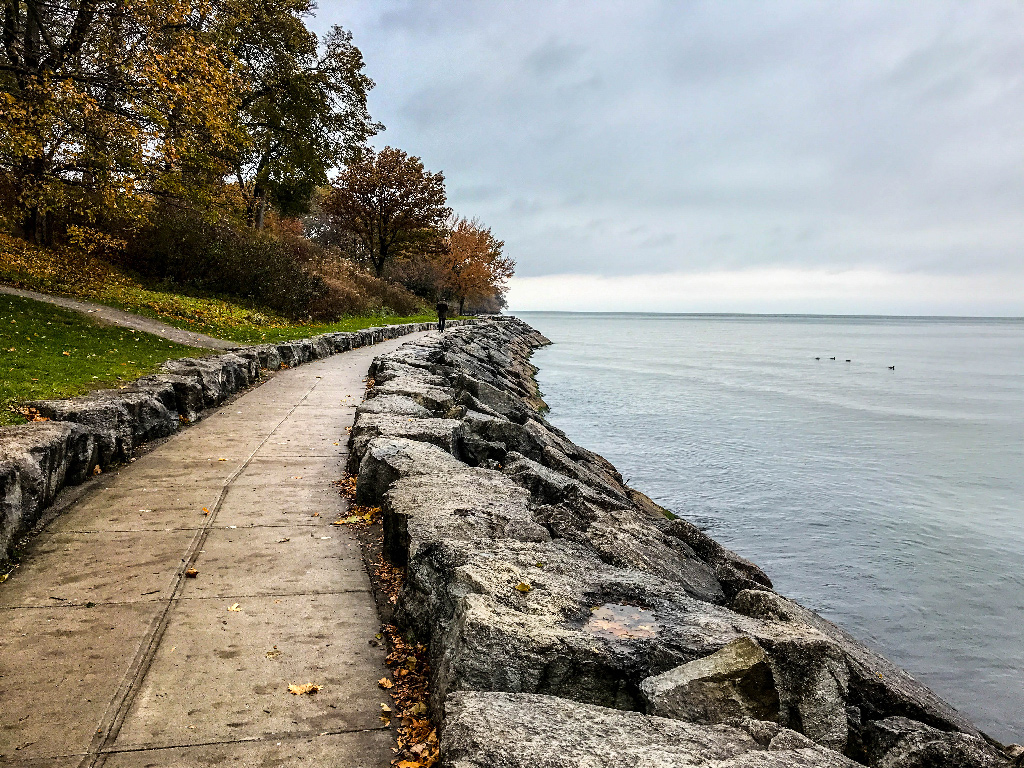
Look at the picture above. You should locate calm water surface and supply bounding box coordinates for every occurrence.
[519,311,1024,742]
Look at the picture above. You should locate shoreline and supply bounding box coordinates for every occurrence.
[350,316,1019,767]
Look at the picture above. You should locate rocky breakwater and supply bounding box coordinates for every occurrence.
[351,317,1019,768]
[0,320,474,566]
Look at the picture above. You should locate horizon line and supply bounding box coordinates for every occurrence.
[506,310,1024,321]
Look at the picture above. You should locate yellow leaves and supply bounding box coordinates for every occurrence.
[228,603,242,612]
[202,508,210,516]
[266,646,282,659]
[288,683,321,695]
[332,506,379,526]
[184,568,199,578]
[514,582,532,593]
[378,677,394,689]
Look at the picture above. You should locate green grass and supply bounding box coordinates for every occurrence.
[0,293,212,426]
[0,233,452,344]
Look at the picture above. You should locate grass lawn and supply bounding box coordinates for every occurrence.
[0,234,450,344]
[0,293,211,426]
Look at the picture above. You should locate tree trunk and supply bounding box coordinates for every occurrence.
[458,296,465,316]
[255,196,267,230]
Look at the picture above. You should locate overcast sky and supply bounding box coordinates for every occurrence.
[313,1,1024,315]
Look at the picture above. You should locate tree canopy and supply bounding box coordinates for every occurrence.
[322,146,450,277]
[0,0,379,239]
[438,216,514,315]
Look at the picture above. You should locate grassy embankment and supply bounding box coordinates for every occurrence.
[0,234,443,345]
[1,292,209,426]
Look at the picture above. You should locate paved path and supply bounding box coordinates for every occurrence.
[0,285,237,350]
[0,333,429,767]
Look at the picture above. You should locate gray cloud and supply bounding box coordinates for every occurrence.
[313,1,1024,291]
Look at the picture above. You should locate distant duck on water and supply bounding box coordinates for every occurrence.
[888,365,895,370]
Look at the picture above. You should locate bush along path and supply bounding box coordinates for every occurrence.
[345,317,1020,768]
[0,329,456,766]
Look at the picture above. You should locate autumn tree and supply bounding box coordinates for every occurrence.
[322,146,450,277]
[211,1,381,228]
[0,0,239,243]
[438,216,514,315]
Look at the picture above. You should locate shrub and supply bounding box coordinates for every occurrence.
[127,206,327,319]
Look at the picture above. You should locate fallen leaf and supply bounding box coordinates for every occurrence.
[380,703,392,713]
[202,507,210,515]
[288,683,321,695]
[514,582,532,593]
[332,515,363,525]
[228,603,242,611]
[409,701,428,716]
[92,465,102,475]
[184,569,199,578]
[218,458,227,462]
[62,351,70,356]
[312,512,320,517]
[266,647,282,659]
[378,677,393,689]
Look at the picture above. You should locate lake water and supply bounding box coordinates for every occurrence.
[518,311,1024,743]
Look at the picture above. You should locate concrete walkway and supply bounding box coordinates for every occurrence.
[0,285,237,350]
[0,333,429,767]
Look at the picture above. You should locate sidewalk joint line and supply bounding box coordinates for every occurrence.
[79,377,325,768]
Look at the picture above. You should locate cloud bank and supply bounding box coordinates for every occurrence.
[314,1,1024,314]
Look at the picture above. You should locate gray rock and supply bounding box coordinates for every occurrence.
[864,717,1011,768]
[441,691,859,768]
[355,437,467,506]
[667,517,774,601]
[354,394,432,419]
[373,360,450,387]
[0,422,97,560]
[641,636,781,724]
[384,467,548,567]
[366,376,455,413]
[347,414,464,473]
[733,590,981,739]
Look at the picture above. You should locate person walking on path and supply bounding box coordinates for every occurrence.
[436,298,449,331]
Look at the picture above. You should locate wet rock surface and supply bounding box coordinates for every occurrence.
[349,317,1011,767]
[0,319,474,566]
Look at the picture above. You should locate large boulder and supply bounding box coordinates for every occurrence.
[441,691,859,768]
[733,590,981,739]
[347,414,464,473]
[366,376,455,413]
[355,437,467,505]
[1,422,97,562]
[641,636,781,724]
[354,394,433,419]
[864,717,1011,768]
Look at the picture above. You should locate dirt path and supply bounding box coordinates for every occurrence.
[0,333,429,767]
[0,285,237,350]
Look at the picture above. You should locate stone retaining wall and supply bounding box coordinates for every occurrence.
[0,319,475,566]
[350,317,1017,768]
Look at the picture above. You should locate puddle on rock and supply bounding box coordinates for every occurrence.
[584,603,660,640]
